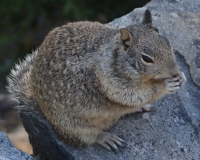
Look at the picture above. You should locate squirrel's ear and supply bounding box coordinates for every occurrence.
[142,9,152,28]
[120,29,134,51]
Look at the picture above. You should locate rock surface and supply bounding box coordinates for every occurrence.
[0,132,34,160]
[17,0,200,159]
[20,111,75,160]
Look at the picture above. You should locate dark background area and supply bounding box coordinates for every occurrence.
[0,0,150,88]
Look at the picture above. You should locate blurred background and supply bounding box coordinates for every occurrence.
[0,0,150,154]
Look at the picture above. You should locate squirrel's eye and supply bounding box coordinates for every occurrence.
[141,53,154,64]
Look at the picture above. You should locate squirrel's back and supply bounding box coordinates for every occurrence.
[7,21,116,110]
[39,21,117,57]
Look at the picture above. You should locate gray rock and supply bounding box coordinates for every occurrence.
[18,0,200,159]
[19,110,75,160]
[0,132,35,160]
[109,7,148,28]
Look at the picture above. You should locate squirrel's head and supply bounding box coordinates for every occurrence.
[114,10,180,80]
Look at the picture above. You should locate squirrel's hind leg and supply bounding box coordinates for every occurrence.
[68,127,124,150]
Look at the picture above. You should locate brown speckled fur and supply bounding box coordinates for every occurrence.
[7,10,183,148]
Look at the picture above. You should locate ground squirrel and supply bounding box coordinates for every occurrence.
[7,10,186,150]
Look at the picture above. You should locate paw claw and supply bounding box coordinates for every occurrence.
[96,132,124,151]
[165,72,186,94]
[101,143,111,151]
[106,140,119,150]
[180,72,186,86]
[142,104,154,112]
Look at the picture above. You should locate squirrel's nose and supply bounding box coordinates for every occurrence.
[171,73,180,78]
[169,64,180,78]
[170,68,181,78]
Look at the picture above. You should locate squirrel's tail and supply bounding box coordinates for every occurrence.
[7,49,39,110]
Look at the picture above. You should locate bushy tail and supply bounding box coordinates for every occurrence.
[7,49,39,110]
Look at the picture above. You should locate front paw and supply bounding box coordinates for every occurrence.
[165,72,186,94]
